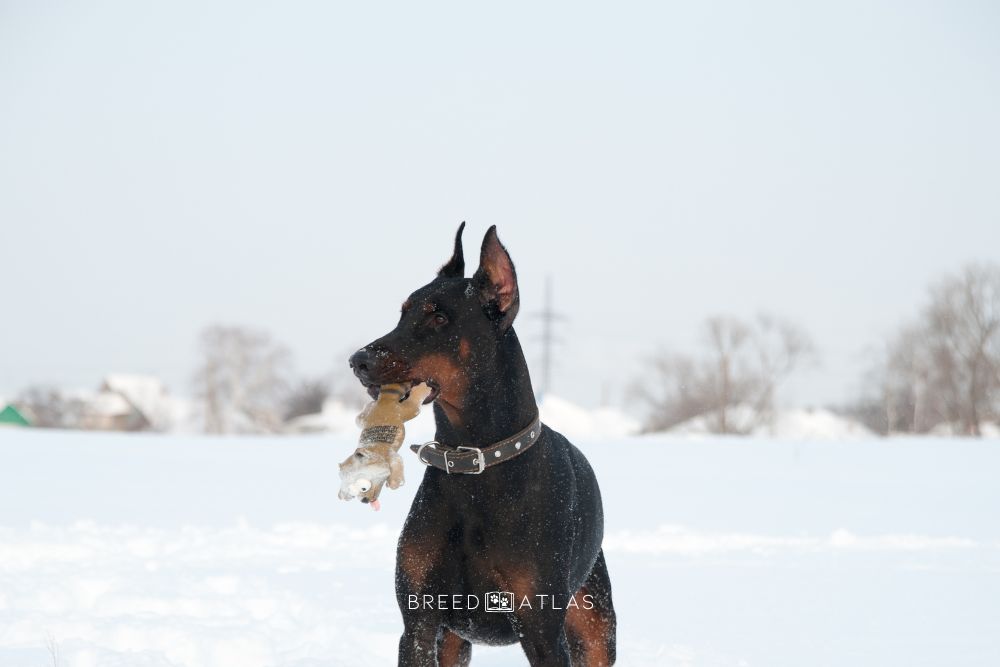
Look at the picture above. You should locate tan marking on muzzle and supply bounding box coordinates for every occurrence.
[410,353,470,410]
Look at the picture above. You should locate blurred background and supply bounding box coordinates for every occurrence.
[3,3,1000,667]
[1,0,999,440]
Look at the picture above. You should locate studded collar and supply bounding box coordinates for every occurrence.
[409,414,543,475]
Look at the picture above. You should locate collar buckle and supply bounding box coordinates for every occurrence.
[456,445,486,474]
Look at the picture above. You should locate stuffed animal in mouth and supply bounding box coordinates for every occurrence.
[338,382,432,511]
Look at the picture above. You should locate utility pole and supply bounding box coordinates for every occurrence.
[532,276,567,401]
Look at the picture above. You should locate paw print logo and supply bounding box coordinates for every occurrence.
[485,591,514,612]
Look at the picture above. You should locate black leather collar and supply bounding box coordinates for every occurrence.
[409,414,542,474]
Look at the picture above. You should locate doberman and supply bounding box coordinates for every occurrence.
[349,224,616,666]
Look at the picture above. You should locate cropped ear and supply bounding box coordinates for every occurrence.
[437,222,466,278]
[473,226,519,329]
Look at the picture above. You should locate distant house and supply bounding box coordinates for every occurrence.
[78,389,143,431]
[78,374,172,432]
[0,404,31,427]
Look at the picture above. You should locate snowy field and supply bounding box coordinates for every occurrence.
[1,421,998,666]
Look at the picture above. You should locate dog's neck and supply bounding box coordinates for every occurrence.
[432,328,538,448]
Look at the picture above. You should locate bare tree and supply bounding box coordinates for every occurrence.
[864,262,1000,436]
[852,327,933,435]
[633,353,713,433]
[634,313,816,434]
[15,386,84,429]
[192,325,292,434]
[923,263,1000,435]
[703,317,753,434]
[45,633,61,667]
[284,377,331,422]
[751,313,815,416]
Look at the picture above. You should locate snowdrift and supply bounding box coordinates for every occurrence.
[0,429,997,666]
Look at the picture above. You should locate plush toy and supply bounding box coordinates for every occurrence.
[338,382,432,511]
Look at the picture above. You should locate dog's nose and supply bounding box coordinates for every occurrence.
[349,348,372,375]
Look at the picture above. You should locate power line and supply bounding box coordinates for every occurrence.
[531,276,567,401]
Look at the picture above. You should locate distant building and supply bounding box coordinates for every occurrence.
[0,404,31,427]
[78,389,144,431]
[78,374,172,432]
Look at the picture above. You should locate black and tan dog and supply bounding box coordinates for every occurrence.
[349,224,616,666]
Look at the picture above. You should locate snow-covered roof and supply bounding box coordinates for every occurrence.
[103,373,167,412]
[88,391,133,416]
[101,374,170,427]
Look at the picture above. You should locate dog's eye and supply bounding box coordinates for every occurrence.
[429,312,448,327]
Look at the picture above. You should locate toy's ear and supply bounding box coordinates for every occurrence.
[438,222,466,278]
[473,226,519,330]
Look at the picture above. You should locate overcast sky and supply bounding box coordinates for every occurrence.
[1,0,999,411]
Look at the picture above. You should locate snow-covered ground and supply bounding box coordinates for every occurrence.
[1,424,998,666]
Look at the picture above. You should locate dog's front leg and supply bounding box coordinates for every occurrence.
[513,607,572,667]
[436,628,472,667]
[398,621,440,667]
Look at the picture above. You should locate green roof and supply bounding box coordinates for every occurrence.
[0,404,31,427]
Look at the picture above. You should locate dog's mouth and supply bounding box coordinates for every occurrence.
[363,379,440,405]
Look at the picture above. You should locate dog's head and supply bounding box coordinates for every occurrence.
[348,223,519,410]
